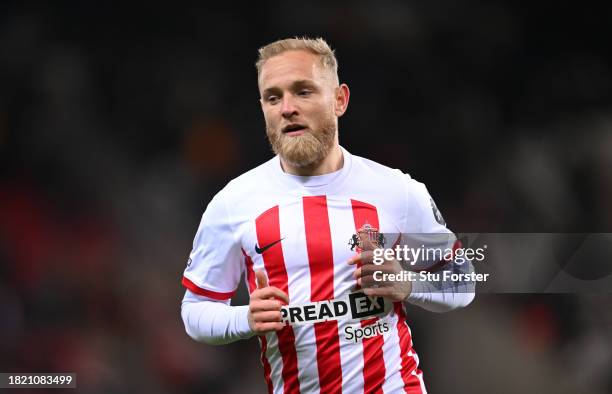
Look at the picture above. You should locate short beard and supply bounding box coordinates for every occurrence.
[267,118,337,168]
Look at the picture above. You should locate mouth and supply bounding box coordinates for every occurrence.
[282,124,307,136]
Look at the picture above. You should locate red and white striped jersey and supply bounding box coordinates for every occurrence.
[182,147,449,394]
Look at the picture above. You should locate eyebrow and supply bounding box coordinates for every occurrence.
[262,79,318,96]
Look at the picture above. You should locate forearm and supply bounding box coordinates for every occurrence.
[181,290,254,345]
[405,262,476,313]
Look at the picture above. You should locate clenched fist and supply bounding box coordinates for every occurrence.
[247,270,290,335]
[348,237,412,302]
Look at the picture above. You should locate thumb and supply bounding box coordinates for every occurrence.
[255,270,269,289]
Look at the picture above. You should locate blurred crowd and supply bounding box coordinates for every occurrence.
[0,2,610,393]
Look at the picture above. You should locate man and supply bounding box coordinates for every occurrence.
[181,37,475,394]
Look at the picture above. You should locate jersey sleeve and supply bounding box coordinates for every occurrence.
[402,174,476,312]
[402,174,450,235]
[181,190,243,301]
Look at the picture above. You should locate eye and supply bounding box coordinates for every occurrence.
[297,89,312,97]
[266,95,280,104]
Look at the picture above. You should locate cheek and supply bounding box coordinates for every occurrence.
[304,101,328,118]
[263,110,277,126]
[313,102,335,122]
[318,97,337,116]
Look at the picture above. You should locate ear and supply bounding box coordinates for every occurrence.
[334,84,350,117]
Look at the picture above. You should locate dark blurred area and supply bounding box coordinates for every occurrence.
[0,1,611,393]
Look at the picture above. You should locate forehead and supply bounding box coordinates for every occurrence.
[258,50,326,90]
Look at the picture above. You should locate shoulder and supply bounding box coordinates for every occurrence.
[215,156,278,201]
[349,150,442,230]
[350,152,406,179]
[349,151,427,200]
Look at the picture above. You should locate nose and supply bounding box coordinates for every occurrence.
[281,96,298,118]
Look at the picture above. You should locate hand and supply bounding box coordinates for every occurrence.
[247,270,290,335]
[347,238,411,302]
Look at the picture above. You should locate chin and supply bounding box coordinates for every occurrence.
[281,150,322,168]
[279,137,328,167]
[267,122,336,167]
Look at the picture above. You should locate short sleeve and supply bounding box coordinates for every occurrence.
[403,175,451,235]
[181,190,243,300]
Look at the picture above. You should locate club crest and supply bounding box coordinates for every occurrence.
[349,223,386,251]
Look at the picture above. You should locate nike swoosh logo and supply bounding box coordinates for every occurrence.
[255,238,285,254]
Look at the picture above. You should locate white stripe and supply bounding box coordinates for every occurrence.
[336,320,367,394]
[381,311,404,393]
[327,197,363,299]
[328,197,365,393]
[265,332,284,394]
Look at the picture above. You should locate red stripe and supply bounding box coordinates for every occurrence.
[259,336,274,394]
[394,303,423,393]
[242,248,257,294]
[405,370,425,394]
[256,206,300,394]
[350,199,386,394]
[303,196,343,394]
[181,276,236,300]
[242,249,273,392]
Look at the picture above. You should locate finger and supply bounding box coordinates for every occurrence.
[250,299,282,312]
[355,263,391,277]
[360,274,377,288]
[347,250,374,265]
[360,264,391,277]
[255,322,285,333]
[347,253,360,265]
[361,274,391,288]
[252,310,283,323]
[363,287,392,297]
[255,287,290,304]
[356,275,386,288]
[256,270,268,289]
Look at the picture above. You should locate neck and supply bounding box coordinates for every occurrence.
[280,144,344,176]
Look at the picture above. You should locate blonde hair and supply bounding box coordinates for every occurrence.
[256,37,339,84]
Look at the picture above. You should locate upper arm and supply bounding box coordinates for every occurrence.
[181,191,244,301]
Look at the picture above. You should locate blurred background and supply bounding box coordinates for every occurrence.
[0,1,611,393]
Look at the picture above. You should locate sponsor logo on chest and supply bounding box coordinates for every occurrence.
[280,291,390,326]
